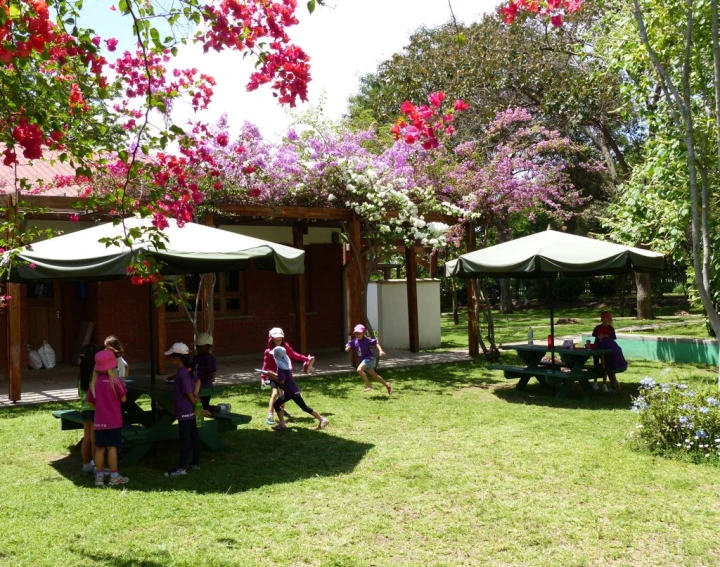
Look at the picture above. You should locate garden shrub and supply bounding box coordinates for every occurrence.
[630,375,720,463]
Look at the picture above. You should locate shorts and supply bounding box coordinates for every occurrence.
[82,410,95,421]
[94,427,123,448]
[360,358,375,370]
[268,380,281,390]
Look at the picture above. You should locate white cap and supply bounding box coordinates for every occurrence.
[268,327,285,338]
[164,342,190,356]
[195,332,213,346]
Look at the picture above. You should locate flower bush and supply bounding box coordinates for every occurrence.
[630,373,720,463]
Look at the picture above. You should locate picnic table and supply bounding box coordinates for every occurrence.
[489,344,623,400]
[53,376,251,465]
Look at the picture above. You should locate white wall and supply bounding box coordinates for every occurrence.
[367,279,441,350]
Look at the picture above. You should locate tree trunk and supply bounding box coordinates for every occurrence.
[635,272,653,320]
[499,278,513,314]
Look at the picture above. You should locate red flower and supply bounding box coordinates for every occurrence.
[499,2,519,23]
[551,14,563,27]
[216,133,229,147]
[428,91,446,108]
[106,38,118,52]
[248,188,261,198]
[454,99,470,112]
[130,275,143,285]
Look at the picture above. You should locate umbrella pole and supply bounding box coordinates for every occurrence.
[149,283,156,384]
[550,278,556,370]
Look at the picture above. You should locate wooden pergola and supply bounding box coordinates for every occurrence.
[3,194,475,402]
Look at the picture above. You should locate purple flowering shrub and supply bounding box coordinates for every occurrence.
[630,373,720,463]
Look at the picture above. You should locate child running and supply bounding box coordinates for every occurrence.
[260,327,315,426]
[264,344,327,431]
[164,342,200,478]
[345,324,391,394]
[192,332,217,417]
[77,343,104,475]
[86,349,129,487]
[104,335,129,378]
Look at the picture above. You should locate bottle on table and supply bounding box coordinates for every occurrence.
[527,327,534,345]
[195,401,205,428]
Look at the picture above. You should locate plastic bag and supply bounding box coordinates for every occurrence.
[37,340,56,369]
[28,345,43,370]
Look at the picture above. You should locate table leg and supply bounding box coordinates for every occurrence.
[578,378,596,396]
[198,422,224,452]
[516,376,531,390]
[120,442,154,466]
[555,378,575,400]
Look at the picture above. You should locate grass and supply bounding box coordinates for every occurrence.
[439,305,711,351]
[2,359,720,566]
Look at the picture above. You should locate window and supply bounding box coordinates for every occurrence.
[167,272,248,320]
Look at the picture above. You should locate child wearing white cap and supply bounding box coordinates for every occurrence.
[260,327,315,426]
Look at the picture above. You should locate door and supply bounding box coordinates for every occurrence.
[27,280,63,361]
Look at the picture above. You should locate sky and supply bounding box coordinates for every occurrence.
[82,0,500,141]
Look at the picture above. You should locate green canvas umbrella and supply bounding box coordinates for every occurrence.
[444,229,666,363]
[4,216,305,282]
[444,229,666,279]
[2,217,305,384]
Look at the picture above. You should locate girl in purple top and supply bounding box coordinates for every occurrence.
[264,345,328,432]
[345,324,392,394]
[192,332,217,417]
[592,311,627,393]
[165,342,200,478]
[86,349,129,487]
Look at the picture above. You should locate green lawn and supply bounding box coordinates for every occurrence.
[440,306,710,350]
[2,360,720,566]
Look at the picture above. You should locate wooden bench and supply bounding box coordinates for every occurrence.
[52,410,85,431]
[488,364,627,399]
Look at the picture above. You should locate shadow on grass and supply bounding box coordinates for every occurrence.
[71,548,170,567]
[49,427,374,495]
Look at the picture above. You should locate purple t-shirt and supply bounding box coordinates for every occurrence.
[86,374,127,430]
[172,366,196,422]
[192,352,217,386]
[276,368,300,396]
[346,337,377,360]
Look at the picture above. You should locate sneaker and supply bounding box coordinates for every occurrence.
[386,383,392,395]
[317,418,329,430]
[189,464,200,471]
[601,384,609,393]
[272,422,287,431]
[266,416,275,426]
[94,474,106,487]
[164,468,187,478]
[303,356,315,374]
[109,474,129,486]
[82,463,95,474]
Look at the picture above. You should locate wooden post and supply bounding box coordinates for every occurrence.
[429,249,438,277]
[466,222,479,357]
[6,283,22,402]
[202,213,216,337]
[405,243,420,352]
[293,224,308,355]
[345,214,363,331]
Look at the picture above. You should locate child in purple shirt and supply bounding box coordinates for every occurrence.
[86,349,129,487]
[264,345,328,432]
[345,324,392,394]
[192,332,217,417]
[165,342,201,478]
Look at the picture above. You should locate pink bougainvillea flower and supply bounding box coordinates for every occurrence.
[454,99,470,111]
[499,1,519,23]
[106,38,118,52]
[428,91,446,108]
[551,13,563,27]
[29,263,36,269]
[547,0,561,10]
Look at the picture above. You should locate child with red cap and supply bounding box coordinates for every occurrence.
[592,311,627,393]
[345,324,391,394]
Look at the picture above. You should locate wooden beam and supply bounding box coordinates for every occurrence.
[6,283,22,402]
[293,224,308,355]
[429,249,438,278]
[405,243,420,352]
[466,222,479,357]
